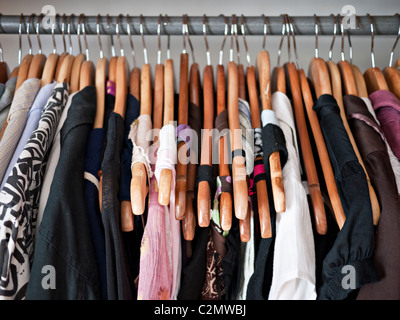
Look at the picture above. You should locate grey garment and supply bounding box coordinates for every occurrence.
[26,86,101,300]
[0,105,10,132]
[0,83,5,100]
[0,76,17,113]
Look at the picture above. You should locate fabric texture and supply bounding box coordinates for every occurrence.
[369,89,400,161]
[268,91,316,300]
[25,85,100,300]
[313,94,379,300]
[0,76,17,134]
[343,94,400,300]
[35,92,77,234]
[1,81,56,191]
[0,82,69,300]
[0,78,41,183]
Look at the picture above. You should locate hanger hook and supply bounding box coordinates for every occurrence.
[367,13,375,68]
[67,14,74,54]
[240,14,251,66]
[107,14,115,58]
[218,14,228,65]
[287,15,300,69]
[314,14,319,58]
[97,14,104,59]
[61,14,66,53]
[203,14,211,65]
[116,14,124,56]
[164,14,171,60]
[157,14,162,64]
[328,14,337,61]
[76,14,82,54]
[51,14,57,54]
[230,14,240,65]
[126,14,136,67]
[18,14,23,64]
[346,15,357,64]
[140,14,148,64]
[389,13,400,67]
[36,14,43,54]
[183,14,195,63]
[262,14,268,50]
[285,14,291,63]
[277,14,286,65]
[80,14,89,60]
[26,14,34,55]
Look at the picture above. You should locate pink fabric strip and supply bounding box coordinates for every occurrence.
[253,163,265,177]
[369,89,400,113]
[106,80,116,96]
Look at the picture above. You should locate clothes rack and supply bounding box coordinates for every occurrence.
[0,14,399,36]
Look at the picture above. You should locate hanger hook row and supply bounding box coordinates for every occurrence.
[389,13,400,67]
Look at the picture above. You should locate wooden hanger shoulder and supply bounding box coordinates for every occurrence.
[41,53,59,87]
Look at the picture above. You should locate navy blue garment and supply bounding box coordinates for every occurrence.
[118,93,141,298]
[313,94,379,300]
[83,128,107,299]
[26,86,100,299]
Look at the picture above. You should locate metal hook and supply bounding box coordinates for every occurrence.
[36,14,43,54]
[339,14,346,61]
[328,14,337,61]
[287,15,300,69]
[67,14,74,55]
[97,14,104,59]
[116,14,124,56]
[389,13,400,67]
[164,14,171,60]
[18,14,23,64]
[262,14,267,50]
[51,14,57,54]
[233,15,240,65]
[277,14,286,65]
[183,14,195,63]
[346,16,357,64]
[203,14,211,66]
[367,13,376,68]
[140,14,148,64]
[80,14,89,60]
[157,14,162,64]
[76,14,82,55]
[107,14,115,57]
[126,15,136,67]
[285,14,291,63]
[61,14,66,53]
[314,14,319,58]
[240,14,251,66]
[218,14,228,65]
[27,14,34,55]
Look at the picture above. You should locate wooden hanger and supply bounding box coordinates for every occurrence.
[78,15,95,90]
[131,15,152,215]
[282,15,326,234]
[352,64,368,98]
[69,14,86,93]
[54,14,69,81]
[214,16,232,233]
[114,55,128,119]
[257,49,286,214]
[198,16,214,228]
[227,16,248,220]
[93,14,107,129]
[383,14,400,100]
[364,14,389,94]
[174,16,191,216]
[15,14,35,91]
[335,18,380,225]
[306,15,346,229]
[27,14,46,82]
[182,61,199,241]
[41,16,60,87]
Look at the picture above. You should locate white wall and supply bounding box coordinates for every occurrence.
[1,0,399,83]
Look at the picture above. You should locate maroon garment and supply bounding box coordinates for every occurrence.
[344,94,400,300]
[369,90,400,161]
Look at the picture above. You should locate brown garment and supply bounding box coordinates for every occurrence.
[201,224,227,300]
[343,94,400,300]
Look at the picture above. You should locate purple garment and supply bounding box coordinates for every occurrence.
[0,81,56,191]
[369,90,400,161]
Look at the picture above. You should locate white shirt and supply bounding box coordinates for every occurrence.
[268,91,316,300]
[35,92,77,237]
[361,97,400,195]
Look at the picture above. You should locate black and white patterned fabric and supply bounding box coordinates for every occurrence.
[0,82,69,300]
